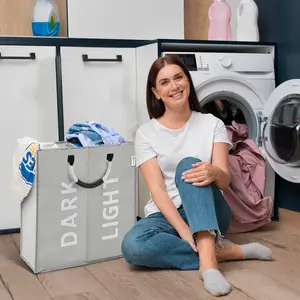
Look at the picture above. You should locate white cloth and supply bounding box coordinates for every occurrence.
[11,137,58,203]
[135,112,232,217]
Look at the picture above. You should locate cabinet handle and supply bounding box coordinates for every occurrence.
[82,54,122,62]
[0,52,36,60]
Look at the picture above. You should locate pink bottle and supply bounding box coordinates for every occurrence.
[208,0,232,41]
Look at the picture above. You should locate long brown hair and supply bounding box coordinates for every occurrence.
[146,55,203,119]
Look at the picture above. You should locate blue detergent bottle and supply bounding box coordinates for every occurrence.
[32,0,60,36]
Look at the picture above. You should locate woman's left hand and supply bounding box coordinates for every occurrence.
[181,162,220,187]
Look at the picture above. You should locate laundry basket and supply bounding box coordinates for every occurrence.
[20,142,137,273]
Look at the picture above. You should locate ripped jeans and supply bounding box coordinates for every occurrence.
[121,157,232,270]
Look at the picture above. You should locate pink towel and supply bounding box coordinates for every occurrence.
[224,121,274,233]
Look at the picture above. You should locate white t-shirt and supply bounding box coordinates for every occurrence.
[135,111,232,217]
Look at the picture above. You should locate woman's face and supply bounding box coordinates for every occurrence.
[152,64,190,111]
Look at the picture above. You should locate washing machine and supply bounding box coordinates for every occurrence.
[162,51,300,215]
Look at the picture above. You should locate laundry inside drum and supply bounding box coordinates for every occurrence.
[200,92,258,144]
[201,96,253,157]
[202,99,246,126]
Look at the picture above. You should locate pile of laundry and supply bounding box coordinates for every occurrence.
[11,122,126,203]
[224,121,274,233]
[65,121,126,147]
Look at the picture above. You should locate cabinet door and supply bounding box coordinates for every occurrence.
[0,46,58,230]
[67,0,184,40]
[60,47,137,142]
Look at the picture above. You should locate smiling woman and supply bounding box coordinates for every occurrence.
[145,55,203,121]
[121,55,273,297]
[151,65,191,114]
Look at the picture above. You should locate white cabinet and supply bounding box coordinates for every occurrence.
[60,47,137,142]
[0,46,58,231]
[67,0,184,40]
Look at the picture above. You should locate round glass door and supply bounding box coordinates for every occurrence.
[262,94,300,167]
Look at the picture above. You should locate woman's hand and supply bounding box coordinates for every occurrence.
[181,162,220,187]
[178,225,198,252]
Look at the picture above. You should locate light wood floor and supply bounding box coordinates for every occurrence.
[1,208,300,300]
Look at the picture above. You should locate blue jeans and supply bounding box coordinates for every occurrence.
[121,157,232,270]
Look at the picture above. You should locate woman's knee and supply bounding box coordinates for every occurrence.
[175,157,202,186]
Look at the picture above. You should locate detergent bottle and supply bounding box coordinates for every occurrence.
[236,0,259,42]
[31,0,60,36]
[208,0,232,41]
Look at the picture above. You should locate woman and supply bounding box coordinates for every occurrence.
[121,55,272,297]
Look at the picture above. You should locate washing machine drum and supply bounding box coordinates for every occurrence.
[270,96,300,164]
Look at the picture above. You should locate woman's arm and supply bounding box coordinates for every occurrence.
[140,157,197,251]
[135,128,197,251]
[139,157,189,232]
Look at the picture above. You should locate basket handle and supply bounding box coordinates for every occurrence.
[67,153,113,189]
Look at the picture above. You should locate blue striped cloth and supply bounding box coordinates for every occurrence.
[65,122,126,147]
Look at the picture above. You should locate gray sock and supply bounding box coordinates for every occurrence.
[200,269,232,297]
[239,242,272,260]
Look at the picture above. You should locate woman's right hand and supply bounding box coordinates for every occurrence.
[178,226,198,253]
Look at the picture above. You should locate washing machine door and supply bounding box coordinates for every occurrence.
[262,79,300,183]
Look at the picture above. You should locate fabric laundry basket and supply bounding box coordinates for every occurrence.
[20,142,137,273]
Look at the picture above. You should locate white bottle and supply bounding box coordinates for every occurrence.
[236,0,259,42]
